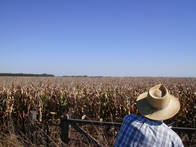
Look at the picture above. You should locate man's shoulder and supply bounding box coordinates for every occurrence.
[162,124,182,141]
[123,114,182,140]
[115,114,184,147]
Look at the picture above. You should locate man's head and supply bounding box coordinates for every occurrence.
[136,84,180,120]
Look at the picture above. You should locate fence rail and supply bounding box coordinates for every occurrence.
[59,115,196,146]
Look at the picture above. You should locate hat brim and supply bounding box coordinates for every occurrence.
[136,92,180,120]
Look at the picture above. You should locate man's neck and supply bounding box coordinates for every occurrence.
[135,114,164,123]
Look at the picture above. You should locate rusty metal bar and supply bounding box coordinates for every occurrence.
[172,127,196,133]
[71,122,101,146]
[67,119,121,127]
[66,119,196,133]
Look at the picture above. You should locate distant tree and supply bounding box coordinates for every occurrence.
[0,73,55,77]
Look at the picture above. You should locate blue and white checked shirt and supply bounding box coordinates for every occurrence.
[114,114,184,147]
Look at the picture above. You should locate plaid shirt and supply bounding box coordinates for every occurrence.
[114,114,184,147]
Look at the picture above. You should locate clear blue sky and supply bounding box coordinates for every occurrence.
[0,0,195,77]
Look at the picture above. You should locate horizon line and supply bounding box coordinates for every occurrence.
[0,72,195,78]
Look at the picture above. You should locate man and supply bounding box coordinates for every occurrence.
[114,84,184,147]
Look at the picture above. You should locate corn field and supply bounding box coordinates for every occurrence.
[0,77,195,146]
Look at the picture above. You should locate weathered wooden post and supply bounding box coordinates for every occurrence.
[45,123,50,147]
[27,110,38,144]
[60,114,70,145]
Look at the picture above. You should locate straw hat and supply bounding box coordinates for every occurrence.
[136,84,180,120]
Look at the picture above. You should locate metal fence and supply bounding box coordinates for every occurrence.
[59,115,196,146]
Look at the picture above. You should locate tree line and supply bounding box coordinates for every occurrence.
[0,73,55,77]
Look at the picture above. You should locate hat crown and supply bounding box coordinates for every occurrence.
[148,84,170,109]
[150,85,167,98]
[152,89,163,97]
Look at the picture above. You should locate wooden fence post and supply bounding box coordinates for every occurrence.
[27,110,38,145]
[60,114,70,145]
[45,123,50,147]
